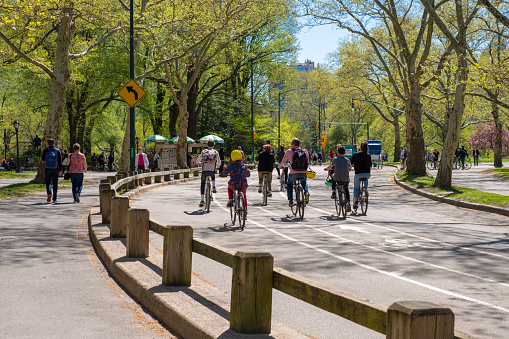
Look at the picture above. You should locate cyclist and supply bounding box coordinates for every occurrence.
[317,151,323,165]
[219,150,250,212]
[324,145,352,212]
[197,140,221,208]
[350,141,372,211]
[276,145,285,179]
[459,146,468,169]
[311,150,318,164]
[329,149,334,163]
[280,138,310,207]
[256,144,275,197]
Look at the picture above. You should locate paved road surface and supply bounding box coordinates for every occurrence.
[133,164,509,339]
[0,184,176,338]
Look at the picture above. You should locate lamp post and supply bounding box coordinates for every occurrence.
[3,130,8,161]
[250,49,292,160]
[12,120,21,173]
[135,136,139,152]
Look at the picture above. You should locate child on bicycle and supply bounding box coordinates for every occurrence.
[219,150,250,212]
[324,145,352,212]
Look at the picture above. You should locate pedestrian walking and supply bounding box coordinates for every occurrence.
[68,143,87,203]
[473,148,480,166]
[98,152,106,171]
[41,138,63,203]
[108,152,114,172]
[218,147,225,173]
[91,153,97,171]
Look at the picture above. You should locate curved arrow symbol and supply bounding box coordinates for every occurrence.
[126,86,138,100]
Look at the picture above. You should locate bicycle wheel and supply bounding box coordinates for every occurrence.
[464,160,472,170]
[291,184,298,216]
[340,188,347,219]
[360,186,368,215]
[334,187,341,215]
[297,185,305,219]
[426,162,434,170]
[205,182,211,212]
[280,175,285,191]
[238,192,246,230]
[230,192,237,225]
[262,178,268,206]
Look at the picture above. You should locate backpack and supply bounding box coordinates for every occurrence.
[404,150,407,158]
[291,148,308,171]
[45,147,59,169]
[201,149,218,165]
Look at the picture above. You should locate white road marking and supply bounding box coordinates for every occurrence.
[340,225,369,233]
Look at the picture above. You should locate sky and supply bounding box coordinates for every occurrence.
[296,23,348,65]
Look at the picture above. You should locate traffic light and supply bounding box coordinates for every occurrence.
[321,136,327,142]
[351,101,355,111]
[254,132,257,140]
[321,142,326,148]
[315,123,319,130]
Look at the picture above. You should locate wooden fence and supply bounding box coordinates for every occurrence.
[97,168,475,339]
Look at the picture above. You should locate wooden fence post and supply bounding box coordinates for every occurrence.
[386,301,454,339]
[154,168,161,183]
[100,189,116,224]
[193,168,199,177]
[162,226,193,286]
[126,208,150,258]
[174,167,180,180]
[107,175,117,184]
[99,182,111,213]
[183,170,190,178]
[110,196,130,238]
[145,169,152,184]
[164,170,171,182]
[128,171,135,189]
[230,252,273,334]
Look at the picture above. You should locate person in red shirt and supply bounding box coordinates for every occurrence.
[329,150,334,164]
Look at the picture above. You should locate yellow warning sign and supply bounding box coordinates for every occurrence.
[118,79,146,107]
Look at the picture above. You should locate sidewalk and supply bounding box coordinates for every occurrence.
[0,186,174,338]
[428,162,509,196]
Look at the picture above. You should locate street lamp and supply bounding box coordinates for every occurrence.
[12,120,21,173]
[250,49,292,160]
[135,136,139,151]
[3,130,8,161]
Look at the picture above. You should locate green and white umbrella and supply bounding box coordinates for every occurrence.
[144,135,170,143]
[169,136,195,144]
[199,134,224,144]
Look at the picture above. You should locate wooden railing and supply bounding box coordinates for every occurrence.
[97,169,476,339]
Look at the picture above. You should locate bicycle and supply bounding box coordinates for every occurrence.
[426,159,439,170]
[353,178,368,215]
[230,188,246,230]
[291,179,306,219]
[318,158,322,166]
[334,181,348,219]
[204,175,213,212]
[262,174,268,206]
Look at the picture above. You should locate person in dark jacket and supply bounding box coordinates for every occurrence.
[218,147,225,173]
[41,138,63,203]
[350,141,372,210]
[276,145,286,179]
[473,148,480,166]
[257,144,276,196]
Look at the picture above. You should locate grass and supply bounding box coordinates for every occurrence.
[396,171,509,208]
[490,168,509,181]
[0,171,37,179]
[0,179,97,200]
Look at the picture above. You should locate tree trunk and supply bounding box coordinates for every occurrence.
[434,54,468,188]
[169,102,179,138]
[393,115,401,162]
[405,80,426,175]
[176,98,189,168]
[492,102,503,167]
[33,10,74,183]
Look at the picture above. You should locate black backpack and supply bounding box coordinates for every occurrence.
[291,148,308,171]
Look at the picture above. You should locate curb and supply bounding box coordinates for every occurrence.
[89,178,307,339]
[393,172,509,217]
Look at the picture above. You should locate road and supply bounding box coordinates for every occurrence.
[132,164,509,339]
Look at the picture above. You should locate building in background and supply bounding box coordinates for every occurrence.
[292,60,315,72]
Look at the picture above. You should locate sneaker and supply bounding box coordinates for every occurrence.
[53,200,57,204]
[347,203,352,212]
[331,192,336,199]
[47,195,52,203]
[304,193,310,204]
[213,187,217,193]
[227,199,234,207]
[258,187,262,193]
[268,192,272,197]
[353,202,358,210]
[199,201,205,207]
[75,194,80,203]
[288,200,294,207]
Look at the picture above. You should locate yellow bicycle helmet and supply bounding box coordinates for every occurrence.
[306,169,316,179]
[231,150,243,161]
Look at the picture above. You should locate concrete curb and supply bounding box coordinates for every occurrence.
[393,171,509,217]
[89,179,307,339]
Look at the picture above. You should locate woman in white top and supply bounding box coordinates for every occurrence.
[136,147,149,172]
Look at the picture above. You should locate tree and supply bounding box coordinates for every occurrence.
[0,1,124,181]
[468,122,509,158]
